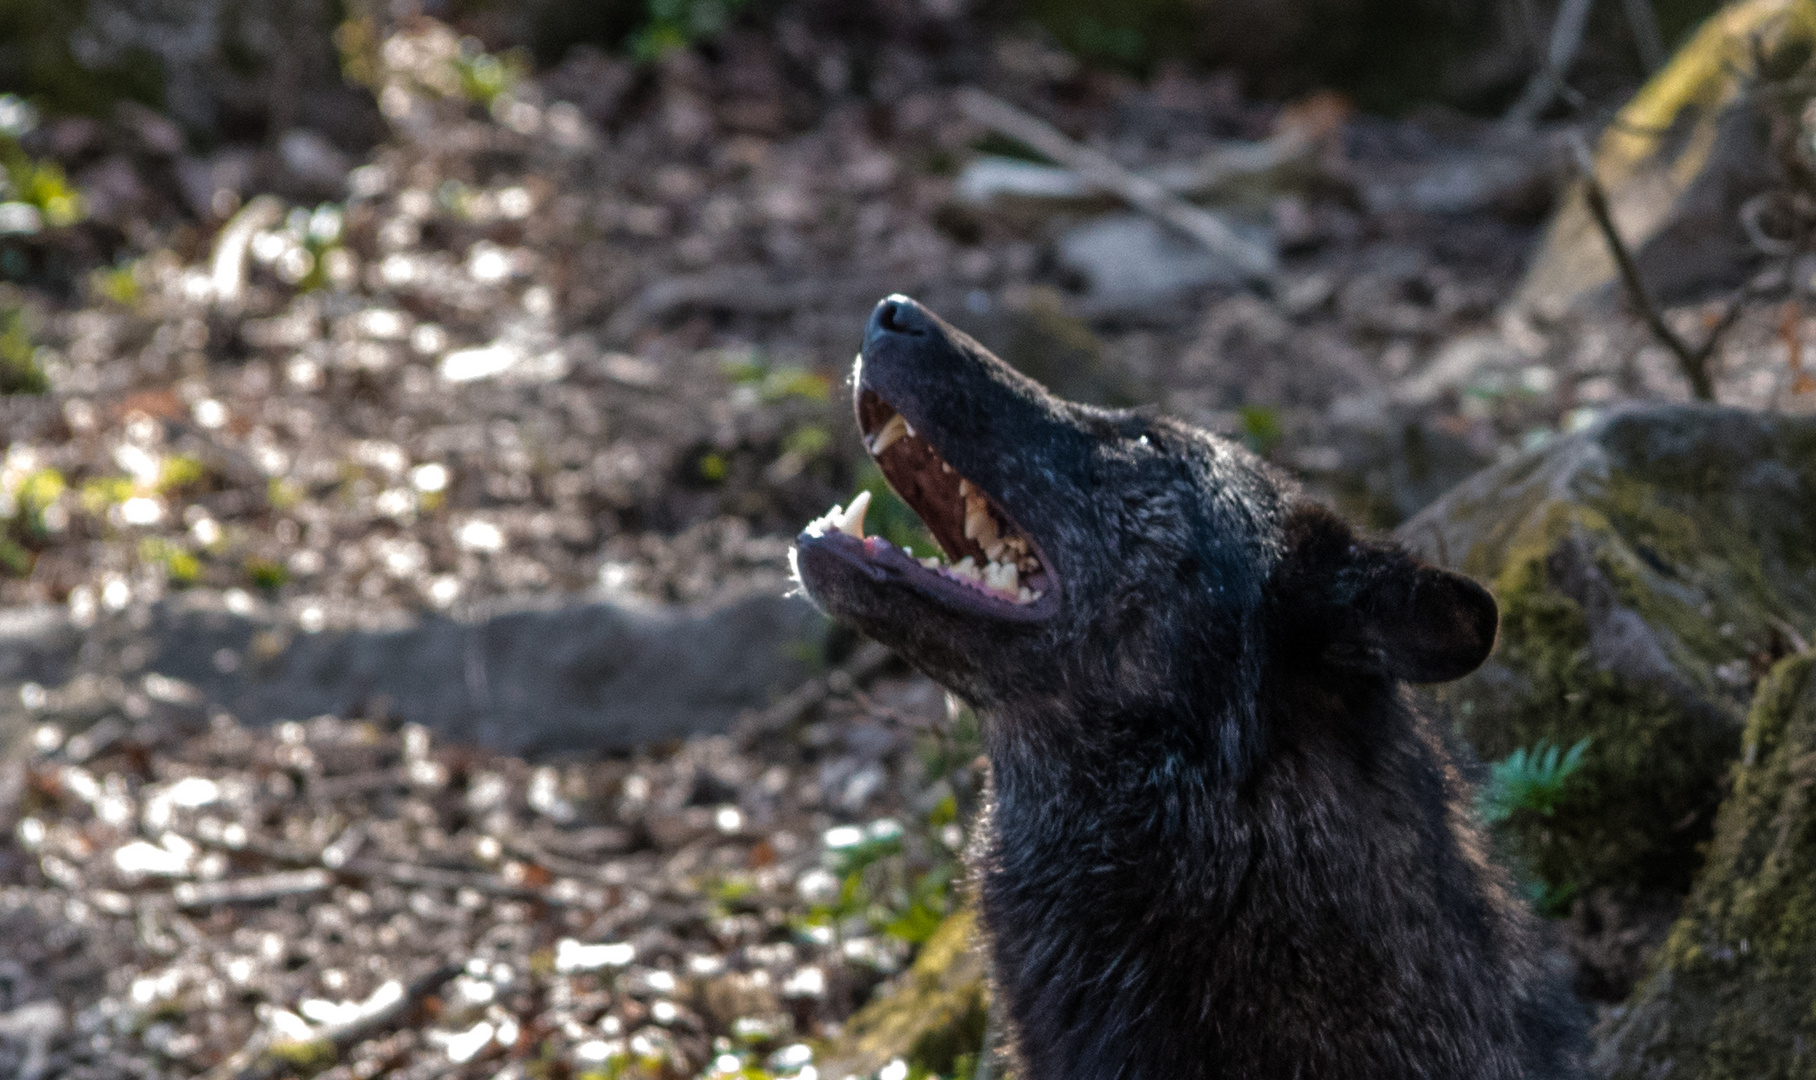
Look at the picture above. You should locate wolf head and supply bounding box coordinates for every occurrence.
[792,296,1496,768]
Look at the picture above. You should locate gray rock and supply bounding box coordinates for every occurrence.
[1,589,830,754]
[0,1000,65,1080]
[1058,213,1266,314]
[1398,405,1816,921]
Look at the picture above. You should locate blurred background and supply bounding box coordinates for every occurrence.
[2,0,1816,1077]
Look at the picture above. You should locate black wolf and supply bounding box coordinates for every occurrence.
[792,296,1586,1080]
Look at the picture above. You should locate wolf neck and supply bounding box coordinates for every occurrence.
[975,694,1536,1080]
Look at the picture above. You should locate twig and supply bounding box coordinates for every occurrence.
[232,961,462,1080]
[210,195,286,309]
[734,639,896,746]
[1506,0,1597,126]
[956,132,1312,207]
[1620,0,1669,73]
[1569,135,1722,401]
[172,869,335,910]
[955,88,1278,281]
[340,857,554,901]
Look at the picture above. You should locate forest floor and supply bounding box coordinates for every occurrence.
[0,10,1813,1078]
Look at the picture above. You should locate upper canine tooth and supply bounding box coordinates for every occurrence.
[870,414,910,456]
[957,479,972,497]
[835,490,872,538]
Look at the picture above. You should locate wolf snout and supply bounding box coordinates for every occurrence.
[866,294,932,345]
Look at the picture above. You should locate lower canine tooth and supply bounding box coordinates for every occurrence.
[836,490,871,538]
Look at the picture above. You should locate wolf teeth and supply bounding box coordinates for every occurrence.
[870,414,910,456]
[835,490,871,538]
[805,490,871,540]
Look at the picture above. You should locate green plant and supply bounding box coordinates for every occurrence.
[1478,737,1592,825]
[140,538,201,586]
[92,261,140,307]
[630,0,753,60]
[0,305,46,394]
[1478,737,1593,914]
[1021,0,1199,73]
[80,475,136,515]
[245,557,290,591]
[1238,405,1284,457]
[13,466,62,530]
[156,455,209,494]
[722,354,832,403]
[267,478,302,510]
[452,40,526,107]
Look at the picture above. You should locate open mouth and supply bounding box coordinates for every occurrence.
[800,387,1058,615]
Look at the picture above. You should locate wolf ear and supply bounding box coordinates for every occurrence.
[1352,559,1499,683]
[1277,504,1498,684]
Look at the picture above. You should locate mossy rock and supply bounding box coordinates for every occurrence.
[1397,405,1816,900]
[1516,0,1816,316]
[819,908,989,1079]
[1591,652,1816,1079]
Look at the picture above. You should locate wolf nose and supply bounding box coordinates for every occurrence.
[867,295,930,344]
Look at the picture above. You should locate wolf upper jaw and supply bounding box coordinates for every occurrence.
[801,386,1053,609]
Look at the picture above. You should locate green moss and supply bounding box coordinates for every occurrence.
[1480,563,1727,897]
[820,908,988,1079]
[1594,654,1816,1080]
[1412,408,1816,905]
[265,1037,337,1074]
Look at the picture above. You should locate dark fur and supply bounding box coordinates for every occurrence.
[794,298,1586,1080]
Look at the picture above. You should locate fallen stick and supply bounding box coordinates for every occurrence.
[956,133,1311,207]
[172,868,334,910]
[956,88,1277,281]
[210,195,286,309]
[230,961,463,1080]
[734,639,896,746]
[1569,134,1724,401]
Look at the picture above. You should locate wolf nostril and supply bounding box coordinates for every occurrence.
[872,295,928,337]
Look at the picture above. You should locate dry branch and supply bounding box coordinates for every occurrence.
[1570,136,1722,401]
[231,962,462,1080]
[735,639,896,745]
[955,88,1278,281]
